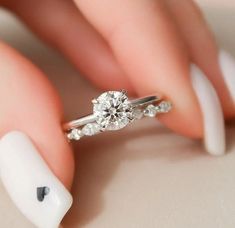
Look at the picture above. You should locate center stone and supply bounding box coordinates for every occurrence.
[93,91,133,131]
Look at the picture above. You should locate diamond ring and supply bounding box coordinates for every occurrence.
[63,90,172,141]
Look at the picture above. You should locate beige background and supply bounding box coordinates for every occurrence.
[0,0,235,227]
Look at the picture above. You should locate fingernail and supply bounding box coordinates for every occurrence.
[190,65,226,156]
[219,50,235,103]
[0,131,72,228]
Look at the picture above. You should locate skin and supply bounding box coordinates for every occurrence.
[0,0,234,191]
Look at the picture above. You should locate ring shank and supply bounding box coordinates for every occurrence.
[63,114,96,130]
[63,95,161,131]
[131,95,161,107]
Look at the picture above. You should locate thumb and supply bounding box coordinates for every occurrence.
[0,42,74,227]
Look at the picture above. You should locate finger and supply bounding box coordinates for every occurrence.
[0,42,73,227]
[74,0,202,137]
[5,0,132,90]
[164,0,235,117]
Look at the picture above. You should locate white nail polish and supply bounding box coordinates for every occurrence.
[219,50,235,103]
[0,131,72,228]
[190,65,226,156]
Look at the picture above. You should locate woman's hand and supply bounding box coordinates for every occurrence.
[0,0,234,227]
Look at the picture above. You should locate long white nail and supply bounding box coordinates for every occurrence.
[219,50,235,103]
[191,65,226,156]
[0,131,72,228]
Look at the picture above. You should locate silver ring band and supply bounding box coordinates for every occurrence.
[63,94,160,130]
[63,90,172,141]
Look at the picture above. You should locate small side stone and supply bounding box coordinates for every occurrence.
[144,104,157,117]
[67,129,83,141]
[158,101,172,113]
[82,123,101,136]
[133,108,144,120]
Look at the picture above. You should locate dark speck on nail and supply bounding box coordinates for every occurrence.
[37,186,50,202]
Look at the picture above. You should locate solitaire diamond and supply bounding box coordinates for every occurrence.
[93,91,133,131]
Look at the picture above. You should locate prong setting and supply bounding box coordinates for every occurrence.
[120,89,127,96]
[92,99,98,104]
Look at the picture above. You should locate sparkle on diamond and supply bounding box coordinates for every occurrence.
[93,91,133,131]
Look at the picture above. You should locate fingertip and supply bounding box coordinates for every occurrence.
[0,130,73,228]
[190,64,226,155]
[0,41,74,189]
[158,104,203,139]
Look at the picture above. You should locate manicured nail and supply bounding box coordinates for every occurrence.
[190,65,226,156]
[219,50,235,103]
[0,131,72,228]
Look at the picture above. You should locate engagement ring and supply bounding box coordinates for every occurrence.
[63,90,172,141]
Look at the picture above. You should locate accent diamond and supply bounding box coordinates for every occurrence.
[144,104,157,117]
[158,101,172,113]
[67,129,83,141]
[93,91,133,131]
[133,108,144,120]
[82,123,100,136]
